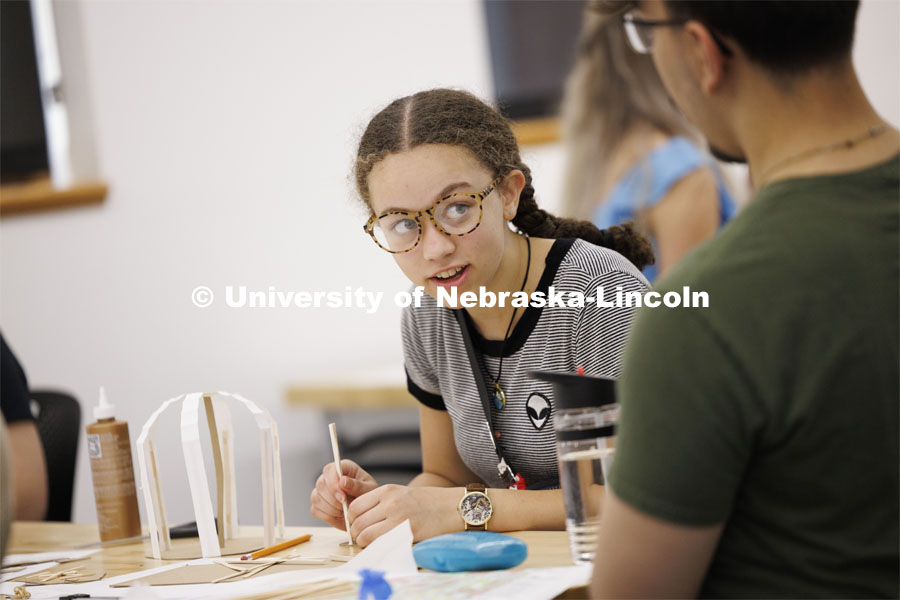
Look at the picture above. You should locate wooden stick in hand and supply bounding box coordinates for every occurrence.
[328,422,354,545]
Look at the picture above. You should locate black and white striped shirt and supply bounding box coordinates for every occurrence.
[403,238,650,488]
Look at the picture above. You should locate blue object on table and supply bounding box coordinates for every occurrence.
[358,568,392,600]
[413,531,528,572]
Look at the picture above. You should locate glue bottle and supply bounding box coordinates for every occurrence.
[86,386,141,540]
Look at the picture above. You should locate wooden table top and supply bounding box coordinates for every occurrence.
[8,521,577,576]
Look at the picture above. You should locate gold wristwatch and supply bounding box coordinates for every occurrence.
[458,483,492,531]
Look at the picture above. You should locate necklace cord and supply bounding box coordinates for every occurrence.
[492,234,531,386]
[756,123,889,187]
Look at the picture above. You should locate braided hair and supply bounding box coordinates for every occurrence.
[354,88,654,270]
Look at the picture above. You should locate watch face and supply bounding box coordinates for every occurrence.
[460,492,492,525]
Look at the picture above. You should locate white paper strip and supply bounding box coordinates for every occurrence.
[271,421,286,540]
[137,391,285,558]
[211,396,239,540]
[181,393,220,558]
[137,394,184,559]
[219,392,285,542]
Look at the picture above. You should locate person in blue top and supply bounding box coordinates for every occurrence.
[562,2,736,281]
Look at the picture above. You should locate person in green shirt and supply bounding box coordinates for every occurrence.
[591,1,899,598]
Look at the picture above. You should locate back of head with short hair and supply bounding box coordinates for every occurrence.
[665,1,859,74]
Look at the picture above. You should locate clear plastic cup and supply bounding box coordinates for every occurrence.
[529,371,617,565]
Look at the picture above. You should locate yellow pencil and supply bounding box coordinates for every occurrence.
[240,533,312,560]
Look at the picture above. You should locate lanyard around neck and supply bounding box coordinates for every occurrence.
[454,307,519,488]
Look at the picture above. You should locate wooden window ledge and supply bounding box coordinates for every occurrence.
[511,116,560,146]
[286,385,415,410]
[0,176,107,217]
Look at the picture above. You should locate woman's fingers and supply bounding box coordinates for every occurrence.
[310,487,342,521]
[339,475,376,500]
[340,459,363,477]
[322,464,341,493]
[311,461,384,533]
[310,487,344,528]
[310,500,346,531]
[346,487,383,523]
[348,497,387,540]
[322,460,378,503]
[314,474,343,513]
[355,518,395,548]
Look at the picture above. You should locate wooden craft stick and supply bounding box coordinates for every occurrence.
[233,557,327,565]
[327,554,353,562]
[221,426,238,540]
[328,423,354,545]
[138,394,184,558]
[203,394,227,549]
[260,427,276,547]
[219,392,286,546]
[215,560,247,572]
[181,393,221,558]
[1,556,89,569]
[212,560,279,583]
[148,441,171,548]
[272,423,287,540]
[240,533,312,560]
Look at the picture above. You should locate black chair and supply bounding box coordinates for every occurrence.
[343,430,422,480]
[30,390,81,521]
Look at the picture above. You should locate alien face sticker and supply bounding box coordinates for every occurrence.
[526,393,551,430]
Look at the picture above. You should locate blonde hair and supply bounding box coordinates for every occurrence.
[561,4,697,220]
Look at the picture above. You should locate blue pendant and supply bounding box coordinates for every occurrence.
[492,383,506,410]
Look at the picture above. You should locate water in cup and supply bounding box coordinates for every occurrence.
[559,445,614,564]
[527,369,619,566]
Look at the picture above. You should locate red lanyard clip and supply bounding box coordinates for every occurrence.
[508,472,527,490]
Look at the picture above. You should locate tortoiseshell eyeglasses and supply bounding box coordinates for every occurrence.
[363,176,503,254]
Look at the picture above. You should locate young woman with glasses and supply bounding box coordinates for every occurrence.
[309,88,652,547]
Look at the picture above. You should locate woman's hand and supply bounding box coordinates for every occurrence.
[347,484,463,547]
[310,459,379,530]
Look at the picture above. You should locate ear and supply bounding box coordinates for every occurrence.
[500,169,526,221]
[682,21,727,94]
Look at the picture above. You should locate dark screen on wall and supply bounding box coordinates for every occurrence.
[484,0,587,120]
[1,0,49,182]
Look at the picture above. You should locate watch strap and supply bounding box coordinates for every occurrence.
[462,483,488,531]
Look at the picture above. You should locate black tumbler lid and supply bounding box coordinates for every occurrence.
[527,370,616,409]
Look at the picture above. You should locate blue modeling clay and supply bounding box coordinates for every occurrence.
[358,568,392,600]
[413,531,527,572]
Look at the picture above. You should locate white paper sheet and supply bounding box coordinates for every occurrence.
[3,520,416,600]
[383,565,592,600]
[2,548,99,566]
[1,562,54,584]
[207,518,417,599]
[335,516,416,574]
[2,525,588,600]
[0,560,185,599]
[1,549,100,584]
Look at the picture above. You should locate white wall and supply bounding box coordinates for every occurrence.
[855,0,900,128]
[1,0,496,526]
[1,0,896,528]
